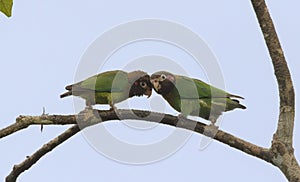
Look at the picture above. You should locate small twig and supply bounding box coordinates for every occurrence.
[41,107,47,132]
[5,125,80,182]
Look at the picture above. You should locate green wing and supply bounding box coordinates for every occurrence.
[75,70,129,92]
[175,75,230,99]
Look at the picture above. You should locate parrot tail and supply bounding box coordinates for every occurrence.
[65,85,72,90]
[60,91,72,98]
[60,85,73,98]
[232,99,247,109]
[228,94,244,99]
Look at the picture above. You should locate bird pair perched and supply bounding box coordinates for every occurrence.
[61,70,246,125]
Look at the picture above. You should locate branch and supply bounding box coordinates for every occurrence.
[5,125,80,182]
[0,115,75,139]
[92,109,272,162]
[4,109,272,169]
[250,0,295,148]
[5,109,272,181]
[250,0,299,181]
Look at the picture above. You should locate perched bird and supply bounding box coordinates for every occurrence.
[150,71,246,124]
[60,70,152,108]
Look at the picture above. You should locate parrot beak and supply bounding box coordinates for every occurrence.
[145,88,152,98]
[150,78,161,91]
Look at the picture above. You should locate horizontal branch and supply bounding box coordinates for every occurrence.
[2,109,272,164]
[6,125,80,182]
[95,109,272,162]
[0,115,76,139]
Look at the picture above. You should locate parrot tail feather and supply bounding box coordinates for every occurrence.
[228,94,244,99]
[238,104,246,109]
[65,85,73,90]
[232,99,246,109]
[60,91,72,98]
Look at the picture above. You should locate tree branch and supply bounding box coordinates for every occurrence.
[0,115,76,139]
[5,125,80,182]
[250,0,295,148]
[4,109,272,181]
[250,0,299,181]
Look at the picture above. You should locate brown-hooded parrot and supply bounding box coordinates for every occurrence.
[60,70,152,108]
[150,71,246,124]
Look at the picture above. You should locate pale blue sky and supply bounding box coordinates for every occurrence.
[1,1,299,181]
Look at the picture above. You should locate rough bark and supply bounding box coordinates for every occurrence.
[251,0,299,181]
[3,109,272,182]
[5,125,80,182]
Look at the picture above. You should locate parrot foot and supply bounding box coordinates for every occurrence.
[77,107,99,126]
[203,124,219,138]
[109,104,117,111]
[177,114,187,119]
[80,106,93,116]
[84,105,93,110]
[176,114,189,127]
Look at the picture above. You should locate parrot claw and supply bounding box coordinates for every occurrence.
[85,105,93,110]
[177,113,187,119]
[77,108,99,127]
[109,104,117,111]
[80,106,93,116]
[203,124,219,138]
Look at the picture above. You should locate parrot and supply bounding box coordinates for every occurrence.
[60,70,152,108]
[150,71,246,124]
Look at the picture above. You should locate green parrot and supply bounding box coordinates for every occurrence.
[150,71,246,124]
[60,70,152,108]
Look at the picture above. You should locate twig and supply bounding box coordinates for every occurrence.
[5,125,80,182]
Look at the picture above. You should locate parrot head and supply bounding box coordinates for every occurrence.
[128,71,152,98]
[150,71,176,95]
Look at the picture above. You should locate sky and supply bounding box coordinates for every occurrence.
[0,0,299,181]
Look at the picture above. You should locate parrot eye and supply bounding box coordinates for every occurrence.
[161,74,166,80]
[140,82,147,88]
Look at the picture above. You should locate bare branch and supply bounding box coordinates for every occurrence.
[5,125,80,182]
[0,115,75,139]
[95,109,272,162]
[250,0,295,148]
[4,109,272,172]
[250,0,300,181]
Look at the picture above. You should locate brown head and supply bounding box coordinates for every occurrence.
[128,71,152,98]
[150,71,176,95]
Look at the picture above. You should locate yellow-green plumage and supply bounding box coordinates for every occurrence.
[151,71,246,123]
[61,70,152,107]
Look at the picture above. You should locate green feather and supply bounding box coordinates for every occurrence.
[77,70,128,93]
[151,72,246,122]
[175,75,232,99]
[61,70,151,107]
